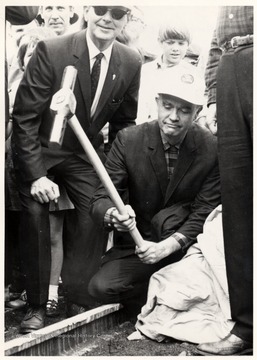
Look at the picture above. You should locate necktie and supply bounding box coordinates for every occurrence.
[91,52,104,105]
[165,145,179,180]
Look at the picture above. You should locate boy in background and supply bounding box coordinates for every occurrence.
[137,20,194,123]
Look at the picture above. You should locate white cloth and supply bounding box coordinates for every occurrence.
[134,205,235,344]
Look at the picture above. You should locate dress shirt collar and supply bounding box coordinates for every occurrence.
[86,31,113,65]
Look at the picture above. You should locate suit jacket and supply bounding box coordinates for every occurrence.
[90,120,221,261]
[12,29,142,182]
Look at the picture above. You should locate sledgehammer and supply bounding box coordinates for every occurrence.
[49,66,144,247]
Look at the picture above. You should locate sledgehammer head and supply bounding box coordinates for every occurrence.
[49,66,78,148]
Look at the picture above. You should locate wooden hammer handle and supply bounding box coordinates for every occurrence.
[68,115,144,248]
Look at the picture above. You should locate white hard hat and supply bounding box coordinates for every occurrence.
[156,64,205,106]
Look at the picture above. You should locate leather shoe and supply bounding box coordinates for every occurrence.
[66,302,91,317]
[6,290,27,310]
[20,305,46,334]
[196,333,253,356]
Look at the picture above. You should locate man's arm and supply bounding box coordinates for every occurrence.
[12,40,54,183]
[176,163,221,241]
[205,29,222,107]
[89,129,130,223]
[136,159,221,264]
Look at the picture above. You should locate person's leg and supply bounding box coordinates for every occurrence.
[5,210,27,310]
[197,46,253,356]
[89,255,159,316]
[5,145,24,295]
[18,182,51,306]
[5,210,24,293]
[49,211,64,286]
[46,211,64,316]
[217,47,253,343]
[54,155,107,308]
[16,181,51,333]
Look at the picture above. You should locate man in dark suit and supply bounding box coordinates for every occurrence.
[12,5,141,333]
[88,64,221,318]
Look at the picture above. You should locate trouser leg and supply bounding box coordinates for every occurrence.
[56,156,107,306]
[18,182,51,306]
[5,210,25,292]
[217,46,253,342]
[88,255,161,314]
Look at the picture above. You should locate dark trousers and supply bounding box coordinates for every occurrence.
[18,155,106,306]
[5,210,25,291]
[88,251,183,316]
[217,45,253,342]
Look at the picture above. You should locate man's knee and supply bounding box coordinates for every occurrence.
[88,272,110,302]
[88,271,123,303]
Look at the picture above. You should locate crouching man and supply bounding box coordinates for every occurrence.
[88,64,221,318]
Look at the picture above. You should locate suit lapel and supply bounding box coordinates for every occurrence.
[72,30,91,121]
[164,127,197,205]
[91,42,121,123]
[147,122,169,197]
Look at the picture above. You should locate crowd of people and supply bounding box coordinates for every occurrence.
[5,5,253,356]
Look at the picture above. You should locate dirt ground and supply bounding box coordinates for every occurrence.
[70,321,199,356]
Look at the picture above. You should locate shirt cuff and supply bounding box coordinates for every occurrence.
[104,207,116,230]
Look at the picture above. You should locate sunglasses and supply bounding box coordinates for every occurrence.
[93,6,129,20]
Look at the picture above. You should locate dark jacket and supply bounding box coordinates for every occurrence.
[12,29,142,182]
[90,120,221,261]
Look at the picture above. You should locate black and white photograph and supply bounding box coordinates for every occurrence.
[2,1,254,356]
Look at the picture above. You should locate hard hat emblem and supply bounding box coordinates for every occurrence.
[181,74,194,84]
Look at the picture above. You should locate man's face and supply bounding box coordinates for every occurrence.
[156,94,199,143]
[41,6,73,36]
[84,6,129,50]
[160,39,189,66]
